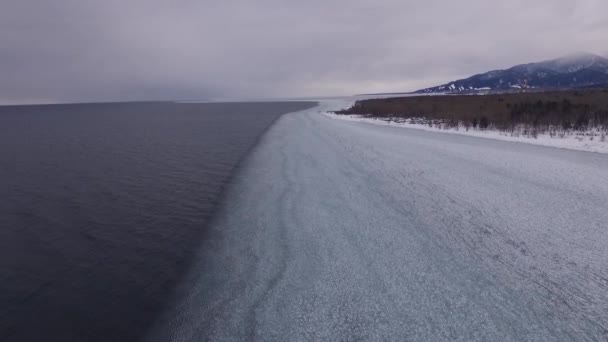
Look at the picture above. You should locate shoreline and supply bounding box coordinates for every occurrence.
[328,90,608,154]
[324,111,608,154]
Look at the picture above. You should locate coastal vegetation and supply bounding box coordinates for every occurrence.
[336,89,608,140]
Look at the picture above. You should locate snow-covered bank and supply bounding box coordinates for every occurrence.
[325,112,608,154]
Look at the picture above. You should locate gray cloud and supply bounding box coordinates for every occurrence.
[1,0,607,103]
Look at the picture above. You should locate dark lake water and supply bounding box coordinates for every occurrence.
[0,101,316,341]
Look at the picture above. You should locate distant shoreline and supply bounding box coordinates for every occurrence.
[329,89,608,154]
[0,99,320,108]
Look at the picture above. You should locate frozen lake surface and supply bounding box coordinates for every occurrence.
[152,101,608,341]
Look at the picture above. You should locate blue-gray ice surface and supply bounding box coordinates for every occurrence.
[150,102,608,341]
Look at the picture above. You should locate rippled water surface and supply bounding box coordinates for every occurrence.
[0,101,315,341]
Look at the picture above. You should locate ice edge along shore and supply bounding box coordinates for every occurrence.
[323,105,608,155]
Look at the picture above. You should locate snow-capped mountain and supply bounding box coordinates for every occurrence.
[416,53,608,93]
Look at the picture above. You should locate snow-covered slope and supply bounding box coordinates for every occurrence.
[417,53,608,93]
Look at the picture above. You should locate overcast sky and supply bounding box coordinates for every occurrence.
[1,0,607,104]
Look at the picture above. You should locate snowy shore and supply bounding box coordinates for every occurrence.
[325,111,608,154]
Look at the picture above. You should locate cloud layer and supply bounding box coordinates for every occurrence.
[1,0,607,103]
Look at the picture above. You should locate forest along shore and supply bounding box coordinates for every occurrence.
[333,89,608,153]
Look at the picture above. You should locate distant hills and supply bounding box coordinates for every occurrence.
[415,53,608,94]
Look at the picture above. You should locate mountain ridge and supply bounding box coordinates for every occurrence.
[415,53,608,94]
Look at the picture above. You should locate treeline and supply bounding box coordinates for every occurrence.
[336,90,608,138]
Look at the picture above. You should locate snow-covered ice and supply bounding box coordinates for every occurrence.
[150,100,608,341]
